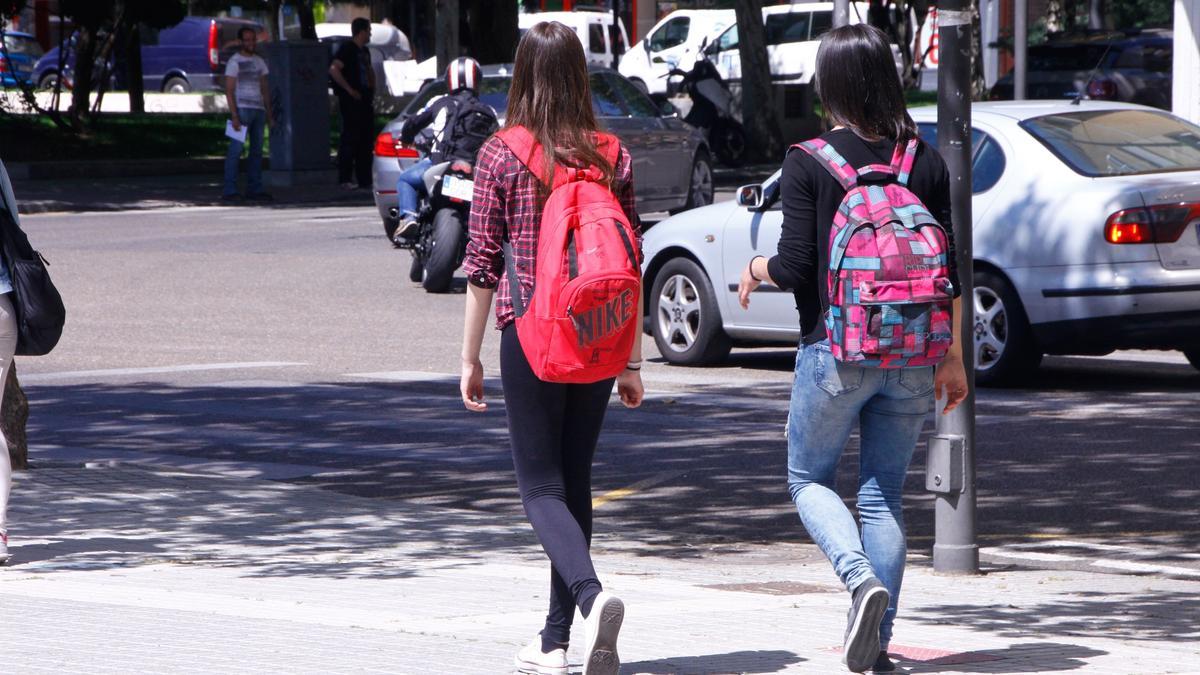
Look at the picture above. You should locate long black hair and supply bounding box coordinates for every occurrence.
[814,24,917,142]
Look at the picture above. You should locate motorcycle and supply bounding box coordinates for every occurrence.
[662,54,747,167]
[392,147,474,294]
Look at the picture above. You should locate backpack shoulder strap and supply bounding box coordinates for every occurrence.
[890,138,920,186]
[793,139,857,191]
[496,126,551,185]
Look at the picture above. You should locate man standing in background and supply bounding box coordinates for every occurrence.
[223,26,275,202]
[329,18,376,190]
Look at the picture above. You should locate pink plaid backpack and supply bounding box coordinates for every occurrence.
[796,138,954,368]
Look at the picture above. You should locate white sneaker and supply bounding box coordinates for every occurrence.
[513,635,567,675]
[582,592,624,675]
[0,529,9,565]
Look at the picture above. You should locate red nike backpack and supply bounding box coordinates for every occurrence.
[497,126,641,384]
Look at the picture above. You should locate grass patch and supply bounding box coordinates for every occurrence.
[0,112,396,163]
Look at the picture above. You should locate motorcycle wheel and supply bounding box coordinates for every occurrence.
[422,208,464,293]
[408,251,424,282]
[712,120,747,167]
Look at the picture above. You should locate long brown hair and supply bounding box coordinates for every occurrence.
[505,21,614,189]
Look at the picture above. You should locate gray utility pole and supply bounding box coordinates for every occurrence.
[435,0,460,75]
[929,0,979,575]
[1014,0,1027,99]
[612,0,623,70]
[833,0,850,28]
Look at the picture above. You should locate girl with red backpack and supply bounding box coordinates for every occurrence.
[737,25,969,674]
[459,21,643,675]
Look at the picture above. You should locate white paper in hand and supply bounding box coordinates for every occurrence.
[225,120,248,143]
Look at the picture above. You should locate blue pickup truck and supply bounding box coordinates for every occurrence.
[32,16,264,93]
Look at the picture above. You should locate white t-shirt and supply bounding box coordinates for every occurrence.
[225,53,269,110]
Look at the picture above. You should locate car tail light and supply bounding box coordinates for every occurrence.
[1105,203,1200,244]
[373,132,418,158]
[208,20,219,70]
[1087,78,1118,100]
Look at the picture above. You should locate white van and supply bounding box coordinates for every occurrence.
[520,10,630,69]
[703,3,902,85]
[618,9,735,95]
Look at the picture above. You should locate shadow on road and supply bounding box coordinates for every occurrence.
[18,358,1200,567]
[899,642,1107,673]
[621,650,805,673]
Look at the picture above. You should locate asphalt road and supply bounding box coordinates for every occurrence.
[15,203,1200,579]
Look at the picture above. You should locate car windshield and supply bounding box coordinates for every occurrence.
[1021,109,1200,177]
[3,35,43,58]
[1028,44,1117,71]
[405,77,513,117]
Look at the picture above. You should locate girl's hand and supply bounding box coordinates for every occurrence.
[461,358,487,412]
[616,368,643,409]
[934,351,968,415]
[737,261,762,309]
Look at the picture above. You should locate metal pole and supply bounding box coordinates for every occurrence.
[933,0,979,575]
[833,0,850,28]
[435,0,459,75]
[612,0,622,70]
[1013,0,1027,100]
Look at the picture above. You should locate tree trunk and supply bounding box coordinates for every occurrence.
[69,25,98,128]
[297,0,317,40]
[971,3,987,100]
[2,364,28,471]
[733,0,783,162]
[126,23,145,114]
[435,0,460,73]
[465,0,518,65]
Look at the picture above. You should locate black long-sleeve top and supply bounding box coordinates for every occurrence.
[766,128,962,345]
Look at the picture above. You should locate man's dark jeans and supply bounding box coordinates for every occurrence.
[337,95,374,187]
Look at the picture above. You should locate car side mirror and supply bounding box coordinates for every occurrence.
[737,184,764,210]
[657,99,679,118]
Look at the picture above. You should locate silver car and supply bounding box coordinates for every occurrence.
[371,64,714,238]
[641,101,1200,384]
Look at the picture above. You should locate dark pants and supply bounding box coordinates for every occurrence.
[500,325,615,647]
[337,95,374,186]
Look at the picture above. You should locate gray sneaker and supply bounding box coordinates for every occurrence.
[582,592,623,675]
[843,578,889,673]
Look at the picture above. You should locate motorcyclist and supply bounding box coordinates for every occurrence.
[393,56,497,243]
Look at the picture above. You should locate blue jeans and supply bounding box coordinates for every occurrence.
[396,158,433,220]
[224,107,266,197]
[786,341,933,650]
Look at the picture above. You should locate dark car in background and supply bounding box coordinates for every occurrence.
[1,31,44,87]
[990,32,1172,109]
[32,16,264,93]
[371,64,715,237]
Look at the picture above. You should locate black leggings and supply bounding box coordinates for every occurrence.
[500,325,615,647]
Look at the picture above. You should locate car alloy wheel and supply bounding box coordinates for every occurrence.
[690,157,713,208]
[973,285,1007,372]
[658,273,701,352]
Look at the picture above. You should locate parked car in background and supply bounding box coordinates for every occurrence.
[640,101,1200,382]
[520,10,630,69]
[0,31,43,88]
[32,16,264,93]
[990,33,1172,109]
[373,64,713,239]
[316,21,412,97]
[702,2,902,85]
[618,9,734,95]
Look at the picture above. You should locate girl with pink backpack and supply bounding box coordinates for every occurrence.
[737,24,969,674]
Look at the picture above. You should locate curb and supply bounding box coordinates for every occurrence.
[16,190,374,215]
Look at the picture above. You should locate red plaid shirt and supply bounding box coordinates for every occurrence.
[463,134,639,330]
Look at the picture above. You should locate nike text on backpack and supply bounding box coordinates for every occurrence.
[498,126,641,384]
[0,200,66,356]
[797,138,954,367]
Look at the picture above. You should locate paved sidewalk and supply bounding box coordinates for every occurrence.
[1,461,1197,674]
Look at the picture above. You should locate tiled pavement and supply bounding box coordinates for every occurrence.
[1,463,1197,674]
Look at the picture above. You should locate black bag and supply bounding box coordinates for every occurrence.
[0,204,65,356]
[444,92,499,162]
